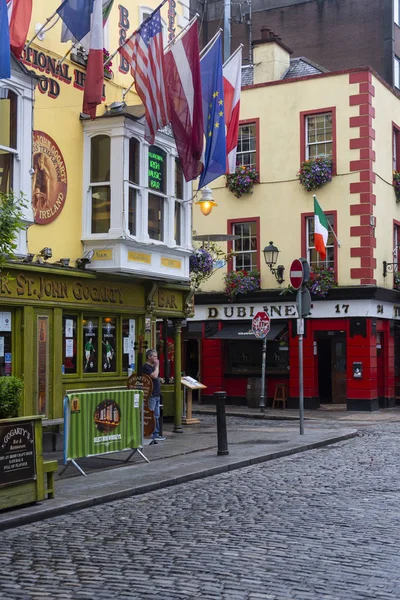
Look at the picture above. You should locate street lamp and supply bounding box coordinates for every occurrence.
[195,187,218,216]
[263,241,285,284]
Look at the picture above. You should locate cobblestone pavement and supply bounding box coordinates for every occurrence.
[2,420,400,600]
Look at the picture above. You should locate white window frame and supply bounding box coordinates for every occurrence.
[89,134,111,235]
[232,221,258,271]
[236,123,256,168]
[305,112,333,160]
[395,0,400,26]
[395,56,400,89]
[306,215,335,268]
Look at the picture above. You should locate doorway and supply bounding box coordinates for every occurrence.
[317,332,347,404]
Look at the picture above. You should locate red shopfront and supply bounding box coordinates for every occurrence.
[189,290,399,411]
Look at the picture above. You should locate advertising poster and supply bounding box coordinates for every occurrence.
[66,390,143,460]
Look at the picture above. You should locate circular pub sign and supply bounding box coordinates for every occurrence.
[32,131,68,225]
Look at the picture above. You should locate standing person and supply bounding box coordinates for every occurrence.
[142,349,165,442]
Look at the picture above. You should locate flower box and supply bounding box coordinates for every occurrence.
[297,157,333,192]
[226,165,259,198]
[224,269,261,302]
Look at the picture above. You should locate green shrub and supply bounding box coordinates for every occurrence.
[0,376,24,419]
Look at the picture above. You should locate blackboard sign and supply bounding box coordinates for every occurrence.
[0,421,36,487]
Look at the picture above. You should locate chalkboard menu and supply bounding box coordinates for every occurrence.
[0,421,36,486]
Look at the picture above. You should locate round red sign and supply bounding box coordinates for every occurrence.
[290,259,304,290]
[252,311,270,338]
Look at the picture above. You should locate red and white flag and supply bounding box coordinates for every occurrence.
[82,0,104,119]
[7,0,32,59]
[119,8,169,143]
[223,46,242,173]
[164,18,203,182]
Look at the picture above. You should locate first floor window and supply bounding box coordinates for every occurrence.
[148,193,164,241]
[90,135,110,233]
[236,123,256,168]
[174,202,181,246]
[306,112,332,159]
[129,187,137,236]
[232,221,258,271]
[306,215,335,267]
[396,57,400,90]
[0,149,13,193]
[91,186,110,233]
[0,88,17,193]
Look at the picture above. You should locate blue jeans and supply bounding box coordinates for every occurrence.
[149,395,160,438]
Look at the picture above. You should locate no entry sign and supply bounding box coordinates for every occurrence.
[252,311,270,338]
[290,259,304,290]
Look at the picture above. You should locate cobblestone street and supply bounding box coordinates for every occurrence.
[1,420,400,600]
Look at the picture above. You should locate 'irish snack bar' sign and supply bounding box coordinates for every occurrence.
[0,422,36,486]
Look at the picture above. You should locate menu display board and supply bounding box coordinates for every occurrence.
[0,421,36,487]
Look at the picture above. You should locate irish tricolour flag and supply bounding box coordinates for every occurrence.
[313,195,328,261]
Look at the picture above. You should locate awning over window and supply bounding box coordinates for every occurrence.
[210,323,284,341]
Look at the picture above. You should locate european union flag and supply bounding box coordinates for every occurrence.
[0,0,10,80]
[198,34,226,189]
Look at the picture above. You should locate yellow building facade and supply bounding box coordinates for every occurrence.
[190,32,400,411]
[0,0,191,428]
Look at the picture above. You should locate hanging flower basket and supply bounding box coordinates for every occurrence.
[226,166,259,198]
[297,157,333,192]
[224,269,261,302]
[306,265,336,298]
[103,48,113,77]
[189,248,214,276]
[393,171,400,202]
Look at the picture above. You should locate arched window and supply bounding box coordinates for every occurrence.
[90,135,110,234]
[0,89,17,193]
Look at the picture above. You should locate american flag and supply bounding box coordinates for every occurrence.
[119,8,169,143]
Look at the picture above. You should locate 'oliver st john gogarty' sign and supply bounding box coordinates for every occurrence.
[0,422,36,487]
[0,273,144,305]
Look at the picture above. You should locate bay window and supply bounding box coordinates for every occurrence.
[128,137,140,236]
[0,89,17,193]
[90,135,111,234]
[148,145,166,241]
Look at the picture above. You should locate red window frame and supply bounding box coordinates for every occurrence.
[301,210,338,275]
[300,107,337,175]
[236,118,260,174]
[227,216,261,273]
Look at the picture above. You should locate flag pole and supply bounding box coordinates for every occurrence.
[199,29,223,58]
[25,11,60,51]
[222,43,243,68]
[164,14,199,53]
[313,194,341,248]
[58,41,79,68]
[122,80,135,99]
[104,0,168,67]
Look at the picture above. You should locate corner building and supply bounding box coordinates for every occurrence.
[190,31,400,411]
[0,0,191,424]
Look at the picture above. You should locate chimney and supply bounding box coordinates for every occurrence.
[253,27,293,84]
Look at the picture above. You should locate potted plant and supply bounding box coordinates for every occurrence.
[0,376,24,419]
[306,264,336,298]
[393,171,400,202]
[226,165,259,198]
[297,157,333,192]
[224,269,261,302]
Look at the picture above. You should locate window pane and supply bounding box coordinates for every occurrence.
[175,202,181,245]
[129,187,136,235]
[0,150,13,193]
[129,137,140,183]
[0,89,17,149]
[148,193,164,241]
[122,318,135,372]
[148,145,166,194]
[175,159,183,198]
[83,317,98,373]
[0,312,12,376]
[91,186,110,233]
[102,318,116,372]
[91,135,110,183]
[62,316,77,374]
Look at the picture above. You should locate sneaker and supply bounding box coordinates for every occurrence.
[154,435,166,441]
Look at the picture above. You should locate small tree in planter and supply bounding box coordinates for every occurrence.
[297,157,333,192]
[226,165,259,198]
[224,269,261,302]
[306,264,336,298]
[0,376,24,419]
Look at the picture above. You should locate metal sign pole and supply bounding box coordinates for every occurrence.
[298,293,305,435]
[260,336,267,412]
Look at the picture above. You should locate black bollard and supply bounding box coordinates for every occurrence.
[214,391,229,456]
